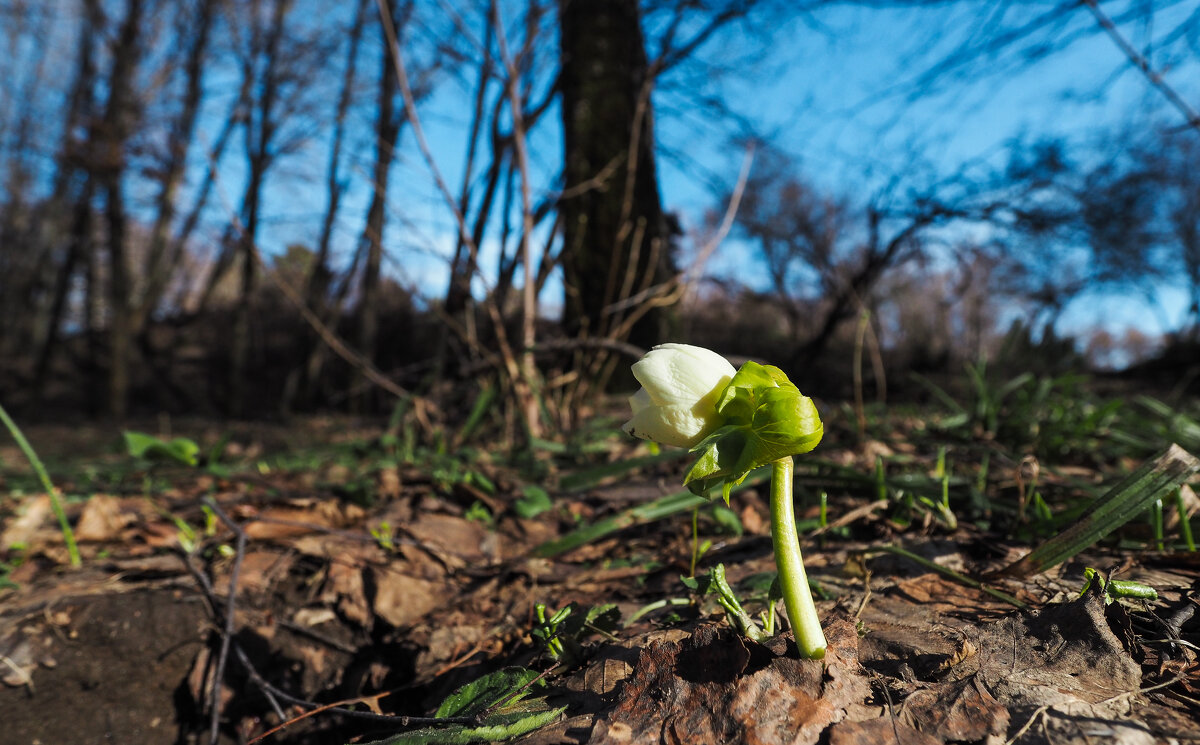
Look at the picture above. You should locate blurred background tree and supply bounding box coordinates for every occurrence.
[0,0,1197,428]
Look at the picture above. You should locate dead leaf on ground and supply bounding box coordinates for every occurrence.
[370,565,446,629]
[589,612,868,745]
[243,500,365,541]
[74,495,141,542]
[323,559,372,628]
[232,550,294,594]
[828,717,941,745]
[405,512,490,568]
[1,494,51,550]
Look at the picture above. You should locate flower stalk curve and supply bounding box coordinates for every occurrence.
[623,343,826,659]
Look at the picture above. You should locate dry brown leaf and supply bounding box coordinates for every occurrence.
[370,566,444,628]
[589,614,868,745]
[405,513,489,567]
[378,466,402,500]
[234,550,293,594]
[1,494,51,550]
[827,717,940,745]
[324,560,371,628]
[75,496,138,542]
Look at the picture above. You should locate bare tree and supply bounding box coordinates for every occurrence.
[134,0,220,337]
[30,0,104,399]
[96,0,150,420]
[222,0,333,415]
[281,0,369,412]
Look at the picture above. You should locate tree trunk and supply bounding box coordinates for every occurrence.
[558,0,673,349]
[136,0,217,335]
[355,3,402,412]
[230,0,289,416]
[283,0,369,412]
[30,0,102,395]
[99,0,146,421]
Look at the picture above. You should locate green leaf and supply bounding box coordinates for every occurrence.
[514,486,553,519]
[585,603,622,635]
[530,466,779,558]
[435,667,538,718]
[357,667,564,745]
[362,706,566,745]
[123,431,200,467]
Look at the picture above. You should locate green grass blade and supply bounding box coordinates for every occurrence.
[1176,489,1196,552]
[455,383,496,444]
[0,401,80,567]
[559,448,690,493]
[998,444,1200,578]
[910,372,966,415]
[533,467,772,558]
[872,544,1026,610]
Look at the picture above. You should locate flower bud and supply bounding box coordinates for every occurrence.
[622,343,737,449]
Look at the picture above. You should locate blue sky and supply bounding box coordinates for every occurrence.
[162,0,1200,343]
[650,2,1200,339]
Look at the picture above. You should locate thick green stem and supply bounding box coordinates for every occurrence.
[770,456,825,659]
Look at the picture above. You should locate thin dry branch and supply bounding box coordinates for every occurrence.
[1083,0,1200,134]
[376,0,538,440]
[493,0,541,438]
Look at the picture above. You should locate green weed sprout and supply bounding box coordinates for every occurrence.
[1080,567,1158,604]
[623,344,826,658]
[0,402,80,568]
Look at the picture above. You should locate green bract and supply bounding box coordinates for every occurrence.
[684,361,823,502]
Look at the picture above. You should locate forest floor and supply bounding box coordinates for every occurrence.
[2,388,1200,745]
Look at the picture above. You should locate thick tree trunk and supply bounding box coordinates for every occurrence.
[558,0,673,349]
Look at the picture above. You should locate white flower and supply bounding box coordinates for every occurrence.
[622,343,737,448]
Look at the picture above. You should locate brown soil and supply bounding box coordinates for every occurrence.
[2,423,1199,745]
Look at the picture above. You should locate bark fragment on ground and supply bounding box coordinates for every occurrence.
[571,580,1173,745]
[588,613,868,745]
[861,584,1156,745]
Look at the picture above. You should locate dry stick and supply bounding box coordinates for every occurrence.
[374,0,483,288]
[604,144,755,338]
[180,551,288,724]
[376,0,535,439]
[179,510,447,742]
[599,72,654,348]
[185,554,418,732]
[1083,0,1200,133]
[576,144,753,408]
[493,1,541,439]
[203,496,248,745]
[254,249,414,403]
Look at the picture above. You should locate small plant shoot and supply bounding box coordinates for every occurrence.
[624,343,827,659]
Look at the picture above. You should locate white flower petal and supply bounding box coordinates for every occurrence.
[629,388,652,414]
[632,344,735,407]
[623,404,710,449]
[624,344,736,448]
